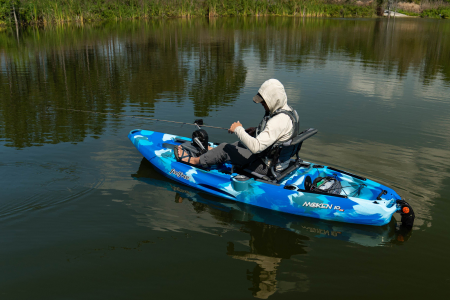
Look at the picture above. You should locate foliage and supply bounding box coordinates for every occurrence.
[396,9,420,16]
[421,7,450,18]
[0,0,379,26]
[388,1,450,18]
[1,0,448,27]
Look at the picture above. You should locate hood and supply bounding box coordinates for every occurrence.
[258,79,290,114]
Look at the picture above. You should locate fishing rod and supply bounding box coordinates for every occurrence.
[48,106,229,131]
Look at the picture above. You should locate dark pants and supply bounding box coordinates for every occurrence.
[199,142,268,175]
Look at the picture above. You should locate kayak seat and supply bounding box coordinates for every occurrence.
[241,128,318,183]
[268,128,317,182]
[242,159,299,183]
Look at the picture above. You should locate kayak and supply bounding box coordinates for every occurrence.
[128,129,414,227]
[132,157,412,246]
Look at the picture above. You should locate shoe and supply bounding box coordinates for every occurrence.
[174,146,194,163]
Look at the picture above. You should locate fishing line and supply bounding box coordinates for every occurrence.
[48,106,230,131]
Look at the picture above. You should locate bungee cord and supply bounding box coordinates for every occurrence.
[311,175,367,198]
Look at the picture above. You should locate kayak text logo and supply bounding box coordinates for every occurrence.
[170,169,191,181]
[303,202,345,212]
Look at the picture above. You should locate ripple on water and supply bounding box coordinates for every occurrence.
[0,162,104,217]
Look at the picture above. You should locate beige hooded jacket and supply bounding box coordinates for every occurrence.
[235,79,294,154]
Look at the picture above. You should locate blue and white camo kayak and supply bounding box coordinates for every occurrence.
[132,157,412,246]
[128,129,414,226]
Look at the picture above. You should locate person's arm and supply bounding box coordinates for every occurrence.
[245,127,256,137]
[235,115,291,154]
[228,122,256,137]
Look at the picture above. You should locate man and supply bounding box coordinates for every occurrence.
[177,79,299,175]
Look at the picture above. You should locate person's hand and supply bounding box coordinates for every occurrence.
[228,121,243,134]
[245,127,256,137]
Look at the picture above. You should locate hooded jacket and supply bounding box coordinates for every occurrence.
[235,79,294,154]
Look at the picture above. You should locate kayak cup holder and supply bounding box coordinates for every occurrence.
[232,175,251,191]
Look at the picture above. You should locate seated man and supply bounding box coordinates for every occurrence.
[176,79,299,175]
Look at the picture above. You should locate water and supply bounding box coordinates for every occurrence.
[1,17,449,299]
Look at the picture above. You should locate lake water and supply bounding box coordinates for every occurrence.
[1,17,449,299]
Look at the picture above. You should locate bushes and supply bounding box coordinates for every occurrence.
[397,9,420,16]
[0,0,375,27]
[0,0,13,25]
[0,0,201,24]
[421,7,450,18]
[11,0,450,27]
[397,2,421,14]
[343,4,374,17]
[395,1,450,18]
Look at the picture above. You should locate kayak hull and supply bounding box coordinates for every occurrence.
[129,129,401,226]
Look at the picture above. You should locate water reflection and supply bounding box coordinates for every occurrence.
[0,19,248,147]
[0,17,449,300]
[1,18,449,148]
[130,157,412,298]
[226,223,308,298]
[0,161,103,217]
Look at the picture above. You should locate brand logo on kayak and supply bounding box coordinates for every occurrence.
[303,202,345,212]
[170,169,190,180]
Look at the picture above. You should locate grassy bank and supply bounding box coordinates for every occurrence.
[421,7,450,18]
[396,1,450,18]
[1,0,448,27]
[0,0,377,26]
[400,7,450,19]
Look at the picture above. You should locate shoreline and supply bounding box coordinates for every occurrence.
[0,15,431,30]
[0,0,447,29]
[0,0,378,28]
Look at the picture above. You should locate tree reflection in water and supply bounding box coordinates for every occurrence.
[1,18,449,148]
